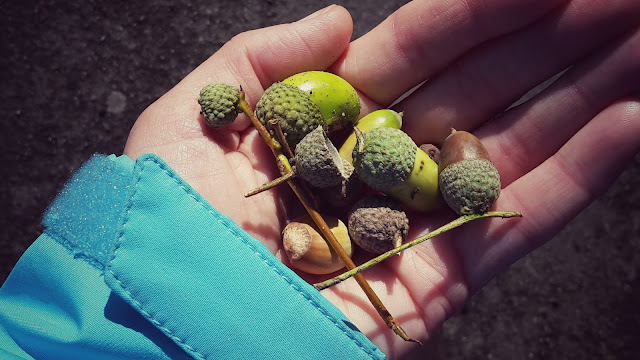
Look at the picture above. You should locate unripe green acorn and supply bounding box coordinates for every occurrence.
[348,195,409,254]
[438,129,501,215]
[198,83,241,129]
[255,82,326,147]
[283,71,360,133]
[339,109,403,164]
[352,127,440,212]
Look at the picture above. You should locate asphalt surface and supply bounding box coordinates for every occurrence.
[2,1,639,359]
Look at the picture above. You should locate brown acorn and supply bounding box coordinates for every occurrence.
[282,214,352,275]
[347,195,409,255]
[438,129,501,215]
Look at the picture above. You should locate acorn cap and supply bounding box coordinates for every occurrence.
[294,126,349,188]
[352,127,417,192]
[348,195,409,254]
[438,129,500,215]
[255,82,326,147]
[317,161,363,209]
[198,83,241,129]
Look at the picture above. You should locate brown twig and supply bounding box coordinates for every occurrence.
[237,90,420,343]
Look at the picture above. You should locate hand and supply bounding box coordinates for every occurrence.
[123,2,640,358]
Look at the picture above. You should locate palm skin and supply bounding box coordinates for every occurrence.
[123,2,640,358]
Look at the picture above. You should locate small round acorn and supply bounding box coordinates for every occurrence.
[255,82,326,147]
[283,71,360,133]
[283,214,352,275]
[352,127,440,212]
[348,195,409,254]
[438,129,501,215]
[294,126,350,188]
[198,83,241,128]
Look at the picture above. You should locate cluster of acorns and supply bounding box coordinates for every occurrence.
[198,71,501,275]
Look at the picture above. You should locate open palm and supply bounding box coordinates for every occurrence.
[123,2,640,358]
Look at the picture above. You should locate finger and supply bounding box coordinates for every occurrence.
[462,98,640,291]
[125,5,354,156]
[398,0,640,144]
[480,25,640,187]
[331,0,564,106]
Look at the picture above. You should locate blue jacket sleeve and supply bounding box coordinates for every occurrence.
[0,153,385,360]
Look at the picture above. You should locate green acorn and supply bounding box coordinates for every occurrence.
[348,195,409,254]
[438,129,501,215]
[338,109,403,164]
[198,83,241,129]
[352,127,440,212]
[255,82,326,147]
[283,71,360,132]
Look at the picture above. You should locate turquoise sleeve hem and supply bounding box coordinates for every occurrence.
[0,153,385,359]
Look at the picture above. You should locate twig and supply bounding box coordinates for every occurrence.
[237,90,421,343]
[314,211,523,290]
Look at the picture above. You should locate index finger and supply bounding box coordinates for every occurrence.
[331,0,564,106]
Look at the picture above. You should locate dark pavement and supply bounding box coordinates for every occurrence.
[2,1,639,358]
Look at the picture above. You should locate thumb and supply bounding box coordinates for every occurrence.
[128,5,353,149]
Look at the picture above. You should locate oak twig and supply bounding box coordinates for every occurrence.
[314,211,523,290]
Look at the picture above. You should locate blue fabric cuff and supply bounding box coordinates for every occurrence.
[32,153,384,359]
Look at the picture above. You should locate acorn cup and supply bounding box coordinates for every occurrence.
[244,126,352,197]
[347,195,409,255]
[438,129,501,215]
[198,83,241,129]
[255,82,327,147]
[351,127,440,212]
[338,109,404,164]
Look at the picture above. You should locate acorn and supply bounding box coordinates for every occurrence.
[255,82,326,147]
[338,109,403,164]
[348,195,409,255]
[283,214,352,275]
[244,126,351,197]
[352,127,440,212]
[283,71,360,133]
[198,83,241,128]
[438,129,501,215]
[294,125,350,188]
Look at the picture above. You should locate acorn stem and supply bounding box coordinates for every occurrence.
[271,116,295,159]
[313,211,523,290]
[244,170,296,197]
[238,90,419,343]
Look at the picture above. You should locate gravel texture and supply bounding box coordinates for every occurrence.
[2,1,639,359]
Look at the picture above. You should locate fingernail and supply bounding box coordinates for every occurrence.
[298,5,334,22]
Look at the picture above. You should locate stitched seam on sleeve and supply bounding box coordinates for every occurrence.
[108,156,380,360]
[107,159,208,360]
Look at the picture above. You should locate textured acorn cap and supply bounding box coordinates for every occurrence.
[317,161,363,209]
[352,127,417,192]
[294,126,348,188]
[255,82,326,147]
[198,83,241,129]
[348,195,409,254]
[439,158,500,215]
